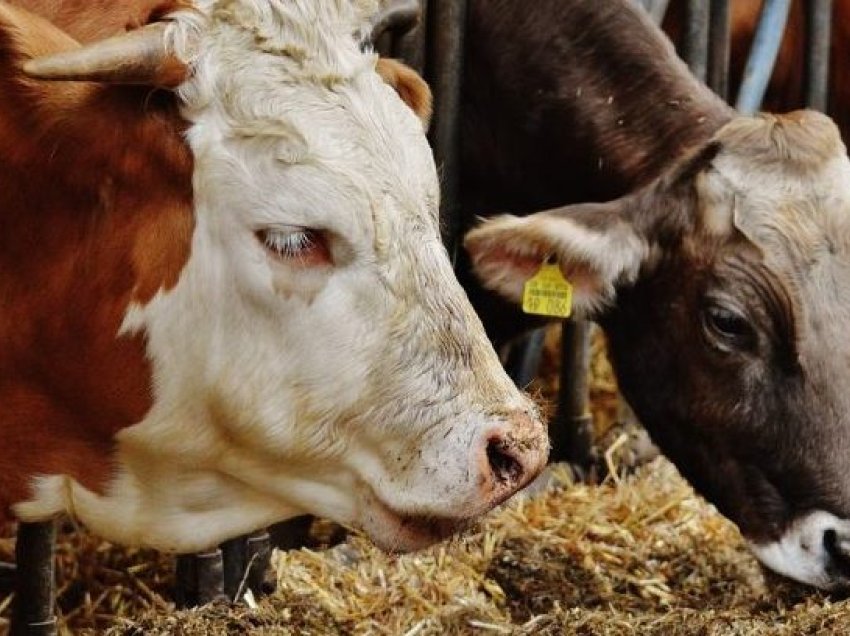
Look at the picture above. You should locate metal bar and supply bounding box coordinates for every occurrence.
[368,0,420,45]
[175,549,226,607]
[550,320,595,474]
[806,0,833,111]
[637,0,671,25]
[0,561,16,594]
[395,0,428,74]
[11,521,57,636]
[683,0,710,81]
[505,328,547,389]
[268,515,314,551]
[244,532,272,597]
[647,0,672,25]
[194,549,225,605]
[708,0,731,101]
[735,0,793,114]
[427,0,468,259]
[220,537,247,601]
[174,554,197,608]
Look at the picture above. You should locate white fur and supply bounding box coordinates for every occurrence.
[14,0,546,552]
[750,511,850,590]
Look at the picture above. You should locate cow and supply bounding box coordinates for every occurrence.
[460,0,850,590]
[0,0,549,556]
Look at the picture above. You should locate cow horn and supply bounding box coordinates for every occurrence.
[368,0,421,44]
[22,22,187,87]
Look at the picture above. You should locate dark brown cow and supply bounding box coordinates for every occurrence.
[461,0,850,589]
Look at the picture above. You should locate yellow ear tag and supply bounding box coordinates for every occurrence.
[522,261,573,318]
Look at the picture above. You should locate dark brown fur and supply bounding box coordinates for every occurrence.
[460,0,850,551]
[459,0,734,344]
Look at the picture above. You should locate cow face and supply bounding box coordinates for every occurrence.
[466,111,850,589]
[8,1,547,553]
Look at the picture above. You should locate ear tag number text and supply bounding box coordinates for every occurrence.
[522,262,573,318]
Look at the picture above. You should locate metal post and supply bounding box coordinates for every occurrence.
[175,549,226,608]
[395,0,429,74]
[194,549,225,605]
[638,0,671,25]
[428,0,468,260]
[245,532,272,597]
[220,537,247,601]
[11,521,57,636]
[735,0,793,114]
[708,0,731,100]
[505,328,547,389]
[683,0,710,82]
[550,321,595,474]
[0,561,16,594]
[806,0,833,111]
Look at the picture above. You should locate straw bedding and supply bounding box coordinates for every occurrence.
[1,328,848,635]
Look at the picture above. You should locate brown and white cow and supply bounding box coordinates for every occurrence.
[0,0,548,554]
[461,0,850,589]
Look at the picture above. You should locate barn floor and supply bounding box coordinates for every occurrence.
[2,330,849,635]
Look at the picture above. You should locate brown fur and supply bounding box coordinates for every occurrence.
[376,57,432,127]
[0,2,194,518]
[459,0,735,345]
[461,0,850,552]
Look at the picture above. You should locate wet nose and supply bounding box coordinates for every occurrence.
[479,411,548,503]
[823,529,850,583]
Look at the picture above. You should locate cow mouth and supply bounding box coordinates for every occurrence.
[362,493,475,552]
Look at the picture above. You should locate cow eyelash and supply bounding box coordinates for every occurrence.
[257,227,330,265]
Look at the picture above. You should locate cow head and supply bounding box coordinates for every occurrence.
[466,110,850,589]
[3,1,547,552]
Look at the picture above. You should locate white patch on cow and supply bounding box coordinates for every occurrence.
[15,0,547,552]
[750,511,850,590]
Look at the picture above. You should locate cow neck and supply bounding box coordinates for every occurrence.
[462,0,736,213]
[0,84,194,515]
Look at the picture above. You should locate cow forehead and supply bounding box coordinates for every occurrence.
[171,0,439,239]
[699,113,850,355]
[701,113,850,277]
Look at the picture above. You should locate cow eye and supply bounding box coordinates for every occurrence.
[702,304,754,350]
[256,227,331,266]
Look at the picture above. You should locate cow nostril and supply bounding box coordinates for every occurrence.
[486,437,524,485]
[823,528,850,577]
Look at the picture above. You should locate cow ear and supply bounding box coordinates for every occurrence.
[464,200,649,316]
[376,58,432,128]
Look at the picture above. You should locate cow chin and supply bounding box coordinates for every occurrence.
[749,511,850,591]
[357,492,474,553]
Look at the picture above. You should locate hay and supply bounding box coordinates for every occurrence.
[4,467,850,635]
[2,331,850,634]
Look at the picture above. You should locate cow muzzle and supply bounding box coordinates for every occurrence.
[359,408,548,552]
[750,510,850,591]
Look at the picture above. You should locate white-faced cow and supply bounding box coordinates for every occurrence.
[461,0,850,590]
[0,0,549,555]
